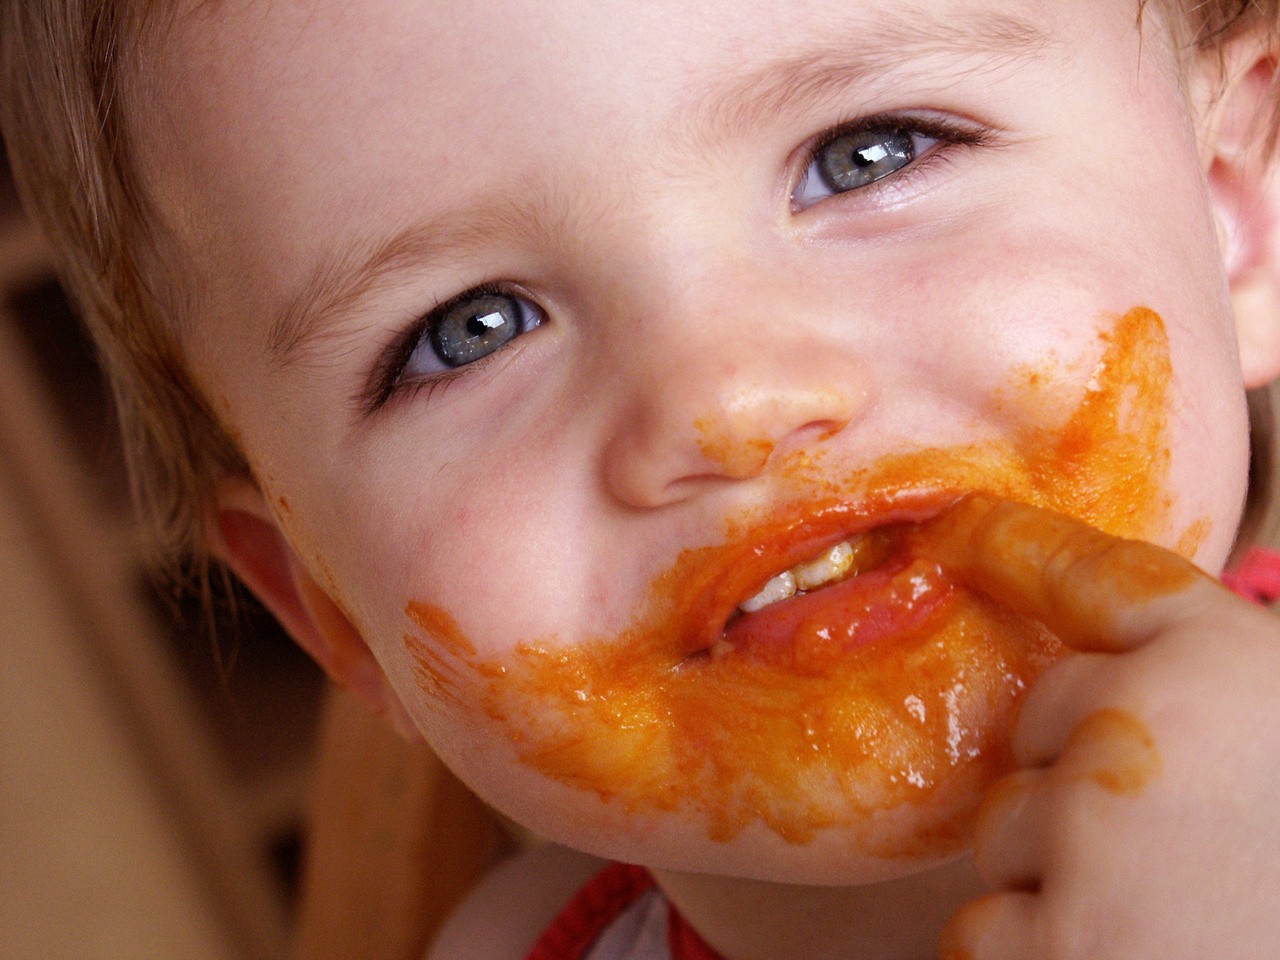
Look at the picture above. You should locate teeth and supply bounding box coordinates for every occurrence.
[739,539,860,614]
[792,541,855,591]
[739,570,796,612]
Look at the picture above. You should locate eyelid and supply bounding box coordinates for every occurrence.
[789,111,995,211]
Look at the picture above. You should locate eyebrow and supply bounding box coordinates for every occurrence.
[267,199,540,367]
[681,9,1054,157]
[268,8,1054,370]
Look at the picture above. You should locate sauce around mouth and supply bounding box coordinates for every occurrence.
[405,307,1179,856]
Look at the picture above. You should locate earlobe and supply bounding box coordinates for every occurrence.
[1226,249,1280,387]
[209,477,423,740]
[1197,43,1280,388]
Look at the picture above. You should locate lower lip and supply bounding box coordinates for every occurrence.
[721,551,957,675]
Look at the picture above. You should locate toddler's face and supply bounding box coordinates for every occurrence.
[145,0,1254,881]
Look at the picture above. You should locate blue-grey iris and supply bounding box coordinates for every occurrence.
[430,293,522,367]
[818,128,915,193]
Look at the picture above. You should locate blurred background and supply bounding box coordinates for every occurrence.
[0,135,328,959]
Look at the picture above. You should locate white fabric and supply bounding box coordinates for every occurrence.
[582,887,671,960]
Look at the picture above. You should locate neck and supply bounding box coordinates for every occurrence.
[650,855,983,960]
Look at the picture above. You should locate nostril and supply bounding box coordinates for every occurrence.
[810,415,854,445]
[603,376,866,510]
[695,416,776,479]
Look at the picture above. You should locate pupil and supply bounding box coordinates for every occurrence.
[466,311,504,336]
[432,294,521,367]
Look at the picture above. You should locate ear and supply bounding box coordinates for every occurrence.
[1195,34,1280,388]
[209,475,422,740]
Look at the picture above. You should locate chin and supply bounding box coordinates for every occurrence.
[484,770,980,887]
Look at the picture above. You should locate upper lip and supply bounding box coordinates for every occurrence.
[674,489,966,657]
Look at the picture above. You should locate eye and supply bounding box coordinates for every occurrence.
[404,287,544,379]
[794,125,936,208]
[792,117,975,211]
[364,284,547,413]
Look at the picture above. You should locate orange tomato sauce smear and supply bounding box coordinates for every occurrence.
[405,307,1175,857]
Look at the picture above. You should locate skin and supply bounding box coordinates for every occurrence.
[129,0,1280,956]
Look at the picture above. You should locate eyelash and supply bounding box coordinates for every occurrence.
[792,112,993,209]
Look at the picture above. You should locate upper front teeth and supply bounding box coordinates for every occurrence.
[739,540,858,613]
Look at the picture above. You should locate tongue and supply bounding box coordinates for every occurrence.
[722,557,957,675]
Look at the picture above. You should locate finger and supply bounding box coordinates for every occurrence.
[1011,651,1116,767]
[973,726,1156,894]
[971,769,1045,891]
[1052,707,1162,796]
[919,493,1219,652]
[940,892,1039,960]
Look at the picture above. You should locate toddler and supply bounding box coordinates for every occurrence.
[6,1,1280,958]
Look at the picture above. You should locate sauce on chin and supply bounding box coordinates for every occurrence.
[405,307,1179,856]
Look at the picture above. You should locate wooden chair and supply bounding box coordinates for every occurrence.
[291,688,515,960]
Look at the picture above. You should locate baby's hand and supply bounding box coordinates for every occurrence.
[928,496,1280,960]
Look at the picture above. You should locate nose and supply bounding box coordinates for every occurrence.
[602,318,868,509]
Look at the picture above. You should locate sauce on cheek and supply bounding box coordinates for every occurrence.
[405,307,1178,855]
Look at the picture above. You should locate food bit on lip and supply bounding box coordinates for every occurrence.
[709,638,735,659]
[404,307,1175,857]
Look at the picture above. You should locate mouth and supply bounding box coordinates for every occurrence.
[680,493,963,672]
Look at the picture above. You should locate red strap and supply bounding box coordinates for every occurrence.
[524,862,657,960]
[1222,546,1280,606]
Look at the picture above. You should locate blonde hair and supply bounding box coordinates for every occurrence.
[1,1,1279,564]
[1,4,246,566]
